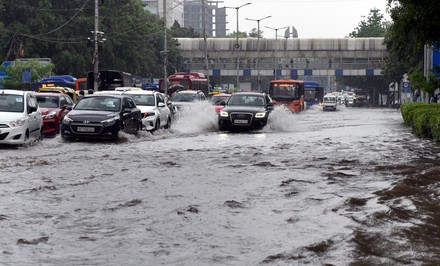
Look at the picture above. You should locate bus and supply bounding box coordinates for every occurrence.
[268,79,305,112]
[86,70,132,91]
[304,81,324,108]
[159,72,209,97]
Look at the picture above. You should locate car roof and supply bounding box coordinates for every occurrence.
[114,87,143,92]
[94,91,123,95]
[122,90,156,95]
[0,89,30,95]
[83,93,126,99]
[212,93,231,97]
[35,92,64,97]
[231,92,265,96]
[175,90,201,94]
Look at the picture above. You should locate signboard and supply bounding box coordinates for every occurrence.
[21,68,31,83]
[402,81,411,93]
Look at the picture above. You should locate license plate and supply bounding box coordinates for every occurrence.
[234,119,248,124]
[77,126,95,132]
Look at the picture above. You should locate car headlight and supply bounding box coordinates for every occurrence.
[62,115,73,125]
[9,117,26,127]
[43,111,57,119]
[219,110,229,117]
[101,115,119,126]
[255,112,266,118]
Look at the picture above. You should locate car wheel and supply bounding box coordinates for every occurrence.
[219,123,228,131]
[154,120,160,131]
[164,117,171,129]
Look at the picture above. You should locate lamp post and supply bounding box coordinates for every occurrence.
[245,15,271,91]
[224,3,251,89]
[265,26,287,80]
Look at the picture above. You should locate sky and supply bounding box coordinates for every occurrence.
[220,0,391,38]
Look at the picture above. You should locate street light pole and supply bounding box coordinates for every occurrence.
[245,15,271,91]
[265,26,287,80]
[225,3,251,90]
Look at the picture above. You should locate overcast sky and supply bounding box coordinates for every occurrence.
[221,0,391,38]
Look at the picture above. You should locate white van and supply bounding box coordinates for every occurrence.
[0,90,43,145]
[323,94,337,111]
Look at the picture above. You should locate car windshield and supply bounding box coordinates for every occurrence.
[210,95,230,105]
[0,94,24,112]
[171,93,196,102]
[126,94,155,106]
[227,95,266,106]
[75,97,121,112]
[324,96,336,102]
[36,95,59,108]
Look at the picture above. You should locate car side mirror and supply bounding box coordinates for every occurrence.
[28,106,37,113]
[158,102,165,107]
[122,108,132,114]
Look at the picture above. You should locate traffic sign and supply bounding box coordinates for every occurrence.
[402,81,411,93]
[22,68,31,83]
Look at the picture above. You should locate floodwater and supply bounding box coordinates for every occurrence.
[1,102,440,266]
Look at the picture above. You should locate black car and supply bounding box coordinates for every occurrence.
[61,94,142,140]
[218,92,274,131]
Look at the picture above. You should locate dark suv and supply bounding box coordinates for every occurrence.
[218,92,274,131]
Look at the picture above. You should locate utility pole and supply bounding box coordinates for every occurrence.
[266,26,287,80]
[224,3,251,90]
[162,0,168,96]
[246,15,271,91]
[202,0,210,90]
[93,0,99,91]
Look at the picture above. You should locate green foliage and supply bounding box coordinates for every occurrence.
[225,31,247,38]
[339,8,390,100]
[408,71,440,95]
[349,8,390,37]
[248,28,262,38]
[400,103,440,141]
[383,0,440,84]
[170,21,201,38]
[0,0,188,79]
[0,59,55,89]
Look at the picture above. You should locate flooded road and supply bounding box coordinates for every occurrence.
[1,104,440,265]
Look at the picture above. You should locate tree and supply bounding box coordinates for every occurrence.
[170,21,201,38]
[383,0,440,95]
[349,8,390,37]
[248,28,262,38]
[0,0,182,79]
[0,59,55,89]
[340,8,390,104]
[225,31,247,38]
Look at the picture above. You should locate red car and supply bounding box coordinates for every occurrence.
[210,93,231,113]
[35,92,74,136]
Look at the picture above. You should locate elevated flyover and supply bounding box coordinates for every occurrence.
[177,38,387,79]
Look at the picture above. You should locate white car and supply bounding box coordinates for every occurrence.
[169,90,207,113]
[122,90,171,131]
[0,89,43,145]
[323,94,337,111]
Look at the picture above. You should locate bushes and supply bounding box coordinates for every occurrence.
[400,103,440,141]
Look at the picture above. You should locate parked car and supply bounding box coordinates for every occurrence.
[121,90,172,131]
[60,94,142,141]
[169,90,207,113]
[35,92,74,136]
[218,92,274,131]
[322,94,337,111]
[210,93,231,113]
[0,89,43,145]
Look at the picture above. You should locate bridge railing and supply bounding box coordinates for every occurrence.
[182,61,384,71]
